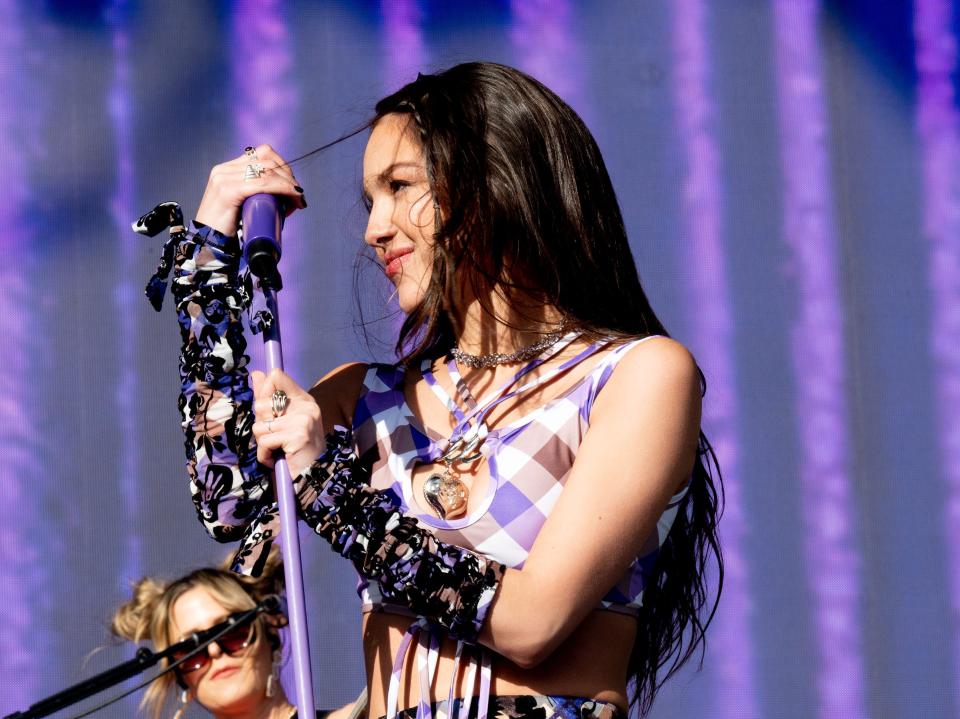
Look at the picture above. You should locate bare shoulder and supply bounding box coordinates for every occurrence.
[308,361,370,430]
[616,335,698,382]
[586,337,702,491]
[592,336,701,420]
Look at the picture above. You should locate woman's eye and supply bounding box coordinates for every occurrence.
[388,179,409,194]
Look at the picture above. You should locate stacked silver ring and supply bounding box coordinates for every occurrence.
[243,146,263,180]
[271,389,289,418]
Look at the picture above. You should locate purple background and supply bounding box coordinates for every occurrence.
[0,1,957,717]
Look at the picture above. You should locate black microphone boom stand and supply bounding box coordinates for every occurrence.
[2,602,274,719]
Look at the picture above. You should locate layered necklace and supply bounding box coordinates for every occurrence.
[420,327,579,520]
[449,322,568,369]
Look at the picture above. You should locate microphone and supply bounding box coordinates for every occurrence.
[167,594,285,659]
[178,596,282,648]
[241,194,284,285]
[240,190,317,716]
[258,593,285,616]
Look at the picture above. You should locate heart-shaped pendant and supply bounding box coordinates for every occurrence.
[423,473,468,520]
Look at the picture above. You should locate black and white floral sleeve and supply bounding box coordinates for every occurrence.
[136,202,280,575]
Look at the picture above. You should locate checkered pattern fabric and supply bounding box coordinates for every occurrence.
[352,335,689,616]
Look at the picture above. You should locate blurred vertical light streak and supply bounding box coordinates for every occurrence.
[772,2,867,717]
[231,0,301,379]
[380,0,426,335]
[508,0,585,113]
[108,0,142,586]
[670,1,758,716]
[381,0,426,91]
[230,0,304,694]
[0,0,46,709]
[913,0,960,710]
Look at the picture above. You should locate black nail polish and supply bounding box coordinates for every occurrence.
[301,196,308,208]
[294,185,304,193]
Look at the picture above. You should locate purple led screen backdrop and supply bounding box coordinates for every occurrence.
[0,1,956,718]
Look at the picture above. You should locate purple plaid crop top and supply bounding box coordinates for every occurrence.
[352,334,690,618]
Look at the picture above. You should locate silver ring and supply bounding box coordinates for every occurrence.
[244,146,257,158]
[271,389,289,418]
[243,163,264,181]
[266,419,274,433]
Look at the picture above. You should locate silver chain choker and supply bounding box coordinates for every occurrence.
[450,324,568,368]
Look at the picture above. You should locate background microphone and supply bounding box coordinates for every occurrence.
[173,594,282,656]
[258,594,285,616]
[241,193,284,285]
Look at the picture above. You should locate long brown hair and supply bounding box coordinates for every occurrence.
[369,63,664,364]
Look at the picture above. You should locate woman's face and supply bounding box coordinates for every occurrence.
[169,586,274,715]
[363,113,437,313]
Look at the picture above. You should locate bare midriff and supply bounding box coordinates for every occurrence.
[361,609,636,719]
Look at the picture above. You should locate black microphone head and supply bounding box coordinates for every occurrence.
[259,594,285,615]
[245,238,281,279]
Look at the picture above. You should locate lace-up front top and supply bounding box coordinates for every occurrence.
[352,333,689,614]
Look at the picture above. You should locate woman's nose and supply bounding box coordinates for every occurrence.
[207,640,223,658]
[364,199,398,247]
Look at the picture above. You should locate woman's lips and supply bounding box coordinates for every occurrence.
[384,248,413,277]
[209,666,240,681]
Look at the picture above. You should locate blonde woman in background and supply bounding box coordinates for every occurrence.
[112,551,362,719]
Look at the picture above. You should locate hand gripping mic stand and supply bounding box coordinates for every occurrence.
[242,193,317,719]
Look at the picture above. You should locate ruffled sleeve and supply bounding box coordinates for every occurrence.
[295,427,504,643]
[135,203,278,573]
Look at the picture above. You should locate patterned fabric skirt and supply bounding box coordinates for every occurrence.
[381,695,625,719]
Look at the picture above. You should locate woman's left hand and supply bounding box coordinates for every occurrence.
[250,368,326,477]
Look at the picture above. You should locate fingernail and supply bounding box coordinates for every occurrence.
[302,196,308,208]
[294,185,304,193]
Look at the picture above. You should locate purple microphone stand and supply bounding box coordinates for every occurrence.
[242,193,316,719]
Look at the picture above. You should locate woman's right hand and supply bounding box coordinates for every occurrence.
[250,368,326,478]
[195,144,307,237]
